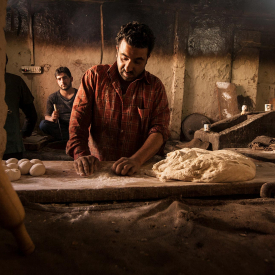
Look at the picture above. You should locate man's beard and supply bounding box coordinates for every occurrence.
[61,83,72,90]
[120,69,134,81]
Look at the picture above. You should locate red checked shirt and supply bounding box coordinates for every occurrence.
[66,62,170,161]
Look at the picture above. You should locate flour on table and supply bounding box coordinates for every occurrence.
[152,148,256,183]
[87,164,150,183]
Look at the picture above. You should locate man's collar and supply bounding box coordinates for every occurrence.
[108,61,119,80]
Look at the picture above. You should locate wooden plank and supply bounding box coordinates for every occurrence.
[11,160,275,203]
[23,135,48,151]
[226,148,275,163]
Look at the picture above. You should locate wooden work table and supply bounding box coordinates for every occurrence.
[12,160,275,203]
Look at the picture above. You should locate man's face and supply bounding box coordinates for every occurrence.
[116,39,149,82]
[56,73,73,91]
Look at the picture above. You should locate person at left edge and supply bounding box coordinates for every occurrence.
[3,55,37,160]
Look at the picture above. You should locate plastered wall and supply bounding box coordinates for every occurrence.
[0,0,7,158]
[4,0,275,141]
[256,50,275,110]
[183,55,232,122]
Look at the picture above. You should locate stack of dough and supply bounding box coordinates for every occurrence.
[152,148,256,183]
[2,158,21,182]
[2,158,46,181]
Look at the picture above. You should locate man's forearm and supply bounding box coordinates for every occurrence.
[130,132,164,165]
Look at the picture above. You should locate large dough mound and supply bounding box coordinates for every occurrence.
[152,148,256,183]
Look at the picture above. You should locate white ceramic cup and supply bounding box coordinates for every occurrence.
[204,124,211,131]
[265,104,273,111]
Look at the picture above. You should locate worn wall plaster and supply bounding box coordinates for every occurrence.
[169,51,185,139]
[183,55,232,122]
[231,30,260,112]
[232,49,259,111]
[256,50,275,111]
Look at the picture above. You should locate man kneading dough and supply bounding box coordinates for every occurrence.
[66,22,170,177]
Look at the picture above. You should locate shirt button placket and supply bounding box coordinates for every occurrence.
[120,112,126,149]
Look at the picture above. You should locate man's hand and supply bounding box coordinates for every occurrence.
[112,157,141,176]
[74,155,99,176]
[51,110,59,122]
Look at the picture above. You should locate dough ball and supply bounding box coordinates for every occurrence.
[6,158,18,164]
[6,163,19,169]
[30,159,43,165]
[153,148,256,183]
[5,168,21,182]
[18,158,29,165]
[29,163,46,176]
[19,160,33,175]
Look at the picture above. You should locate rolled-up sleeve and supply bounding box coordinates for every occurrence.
[66,69,96,160]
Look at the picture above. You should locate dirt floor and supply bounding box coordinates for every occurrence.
[0,196,275,275]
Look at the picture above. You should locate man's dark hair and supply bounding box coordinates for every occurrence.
[116,21,155,57]
[55,67,72,78]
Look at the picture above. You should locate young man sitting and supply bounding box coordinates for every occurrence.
[39,67,77,141]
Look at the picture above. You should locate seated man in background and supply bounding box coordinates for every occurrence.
[3,55,37,160]
[39,67,77,141]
